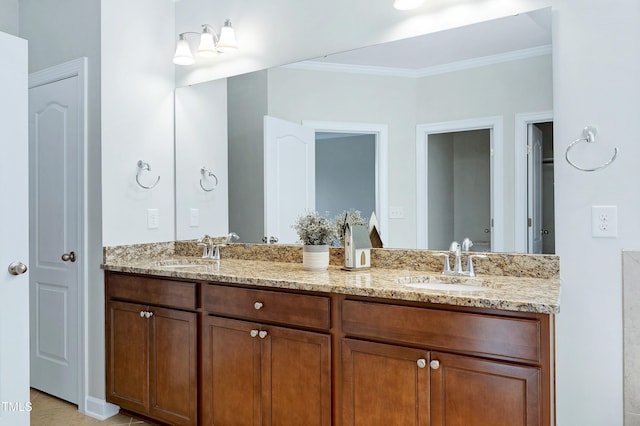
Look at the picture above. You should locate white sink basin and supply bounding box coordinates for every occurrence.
[404,282,486,292]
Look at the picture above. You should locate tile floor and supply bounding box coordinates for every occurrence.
[30,388,152,426]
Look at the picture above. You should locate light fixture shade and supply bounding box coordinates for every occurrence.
[393,0,424,10]
[197,26,217,57]
[173,36,195,65]
[216,20,238,53]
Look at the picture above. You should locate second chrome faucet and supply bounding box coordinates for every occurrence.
[440,238,486,277]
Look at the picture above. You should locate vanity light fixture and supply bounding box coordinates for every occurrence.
[173,19,238,66]
[393,0,425,10]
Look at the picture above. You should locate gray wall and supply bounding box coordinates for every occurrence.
[228,70,268,243]
[0,0,18,35]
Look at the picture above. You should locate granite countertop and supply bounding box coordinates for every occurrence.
[102,256,561,314]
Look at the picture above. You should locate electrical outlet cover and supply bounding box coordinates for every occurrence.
[591,205,617,238]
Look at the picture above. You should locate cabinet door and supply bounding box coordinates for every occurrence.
[106,301,149,414]
[201,316,262,426]
[149,307,198,425]
[261,325,331,426]
[430,351,541,426]
[342,339,430,426]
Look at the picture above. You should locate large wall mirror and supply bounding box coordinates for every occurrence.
[174,7,554,253]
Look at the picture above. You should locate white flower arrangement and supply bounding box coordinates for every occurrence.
[292,211,337,246]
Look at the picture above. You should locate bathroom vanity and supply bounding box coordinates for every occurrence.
[103,243,560,426]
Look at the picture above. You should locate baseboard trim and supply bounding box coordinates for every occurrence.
[83,396,119,420]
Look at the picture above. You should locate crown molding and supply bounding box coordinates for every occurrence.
[283,45,552,78]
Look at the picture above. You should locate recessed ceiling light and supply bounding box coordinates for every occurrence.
[393,0,425,10]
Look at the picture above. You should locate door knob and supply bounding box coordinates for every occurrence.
[61,251,76,262]
[417,358,427,369]
[7,261,28,276]
[250,329,259,337]
[430,360,440,370]
[258,330,268,339]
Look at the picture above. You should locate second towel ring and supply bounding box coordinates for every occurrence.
[200,167,219,192]
[136,160,160,189]
[565,126,618,172]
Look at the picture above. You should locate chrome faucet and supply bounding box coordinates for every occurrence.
[226,232,240,243]
[197,234,213,258]
[440,238,487,277]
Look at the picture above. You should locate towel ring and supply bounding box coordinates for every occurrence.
[200,167,218,192]
[136,160,160,189]
[565,126,618,172]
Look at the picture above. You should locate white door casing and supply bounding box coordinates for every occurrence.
[416,117,504,252]
[264,116,316,244]
[0,31,30,426]
[528,124,544,254]
[302,120,389,243]
[28,58,88,413]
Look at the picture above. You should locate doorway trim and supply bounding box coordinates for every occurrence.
[302,120,388,242]
[514,111,553,253]
[28,58,88,415]
[416,116,504,251]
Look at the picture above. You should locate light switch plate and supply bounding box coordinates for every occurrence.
[190,208,200,227]
[147,208,159,229]
[591,205,617,238]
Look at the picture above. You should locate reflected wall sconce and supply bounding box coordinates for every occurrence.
[393,0,424,10]
[173,19,238,66]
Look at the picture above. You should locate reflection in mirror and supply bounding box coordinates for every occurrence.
[174,7,554,253]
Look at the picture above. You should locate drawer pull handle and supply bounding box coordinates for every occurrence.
[430,360,440,370]
[258,330,268,339]
[254,302,263,310]
[250,329,259,338]
[417,358,427,369]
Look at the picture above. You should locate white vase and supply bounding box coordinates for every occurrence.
[302,245,330,271]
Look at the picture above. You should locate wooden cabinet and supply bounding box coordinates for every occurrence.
[201,285,332,426]
[341,298,552,426]
[105,273,198,425]
[105,271,554,426]
[342,338,430,426]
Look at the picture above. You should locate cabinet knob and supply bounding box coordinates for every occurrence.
[417,358,427,369]
[250,329,259,338]
[140,311,145,318]
[254,302,263,310]
[430,360,440,370]
[258,330,268,339]
[145,311,153,319]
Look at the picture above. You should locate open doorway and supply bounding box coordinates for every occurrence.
[427,129,491,251]
[515,111,555,254]
[527,121,555,254]
[315,132,376,219]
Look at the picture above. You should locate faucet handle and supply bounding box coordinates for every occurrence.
[462,238,473,252]
[438,253,451,274]
[466,254,488,277]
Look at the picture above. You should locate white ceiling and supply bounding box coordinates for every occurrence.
[311,8,551,70]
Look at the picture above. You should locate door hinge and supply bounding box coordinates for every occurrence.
[527,144,533,155]
[527,217,532,227]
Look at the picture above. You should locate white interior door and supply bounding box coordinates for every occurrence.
[264,116,315,244]
[29,74,80,404]
[527,124,543,254]
[0,31,30,426]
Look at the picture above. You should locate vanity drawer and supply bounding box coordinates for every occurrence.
[342,299,542,363]
[106,273,197,310]
[203,284,330,330]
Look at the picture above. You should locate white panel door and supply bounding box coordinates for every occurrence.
[264,116,315,244]
[29,75,80,403]
[0,31,30,426]
[527,124,543,254]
